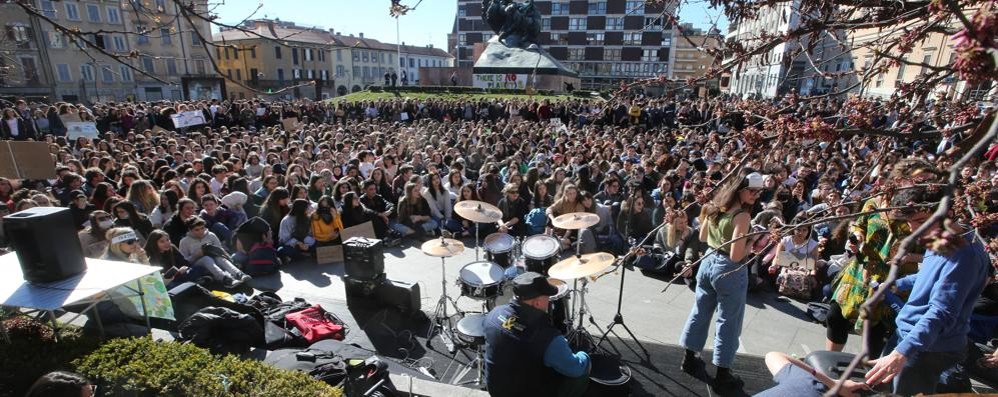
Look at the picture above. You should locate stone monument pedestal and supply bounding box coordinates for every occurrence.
[472,37,580,92]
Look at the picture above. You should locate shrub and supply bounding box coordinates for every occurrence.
[73,337,341,397]
[0,316,103,397]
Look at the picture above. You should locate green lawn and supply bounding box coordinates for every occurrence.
[331,89,593,103]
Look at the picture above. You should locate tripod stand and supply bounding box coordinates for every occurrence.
[426,256,461,353]
[594,194,648,357]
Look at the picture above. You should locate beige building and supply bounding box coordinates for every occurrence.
[1,0,217,103]
[0,2,54,101]
[671,23,722,93]
[213,19,453,99]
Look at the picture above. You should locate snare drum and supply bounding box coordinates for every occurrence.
[522,234,561,274]
[548,279,571,334]
[483,233,516,268]
[459,261,505,300]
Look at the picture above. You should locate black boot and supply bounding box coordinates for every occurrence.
[713,366,742,391]
[681,349,701,374]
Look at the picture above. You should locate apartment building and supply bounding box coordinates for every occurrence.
[724,0,808,98]
[671,23,722,92]
[0,3,53,101]
[452,0,678,90]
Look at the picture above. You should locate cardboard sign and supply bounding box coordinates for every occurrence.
[152,125,170,135]
[281,117,299,131]
[65,122,99,139]
[315,221,377,264]
[170,110,206,128]
[776,251,816,270]
[473,73,527,89]
[255,107,266,116]
[0,141,55,179]
[59,114,82,124]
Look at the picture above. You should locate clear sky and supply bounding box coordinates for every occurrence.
[210,0,728,49]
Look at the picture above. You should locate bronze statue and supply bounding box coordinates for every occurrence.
[482,0,541,48]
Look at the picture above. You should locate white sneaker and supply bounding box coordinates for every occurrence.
[239,274,251,284]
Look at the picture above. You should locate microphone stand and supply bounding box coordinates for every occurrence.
[594,193,650,359]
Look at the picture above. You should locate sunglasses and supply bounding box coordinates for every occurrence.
[122,239,138,245]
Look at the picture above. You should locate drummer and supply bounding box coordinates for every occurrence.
[483,272,590,397]
[496,183,528,237]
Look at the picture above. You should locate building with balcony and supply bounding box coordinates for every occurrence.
[0,2,54,101]
[672,23,722,94]
[452,0,678,91]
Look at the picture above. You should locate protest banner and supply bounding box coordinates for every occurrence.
[65,122,99,139]
[170,110,206,128]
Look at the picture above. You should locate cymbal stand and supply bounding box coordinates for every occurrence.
[427,255,461,353]
[566,278,598,351]
[594,194,649,358]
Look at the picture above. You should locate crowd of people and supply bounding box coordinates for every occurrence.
[0,91,996,396]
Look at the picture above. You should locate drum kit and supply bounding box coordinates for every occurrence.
[421,202,631,387]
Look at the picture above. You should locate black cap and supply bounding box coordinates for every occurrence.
[70,190,86,199]
[512,272,558,300]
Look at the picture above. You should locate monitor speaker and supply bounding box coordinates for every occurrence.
[3,206,86,283]
[343,237,384,280]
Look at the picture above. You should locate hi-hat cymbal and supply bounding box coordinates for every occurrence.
[548,252,616,280]
[421,238,465,257]
[552,212,600,230]
[454,200,502,223]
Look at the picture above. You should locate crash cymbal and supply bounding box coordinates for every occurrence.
[548,252,616,280]
[454,200,503,223]
[552,212,601,230]
[421,238,465,257]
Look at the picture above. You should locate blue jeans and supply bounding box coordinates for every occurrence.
[894,350,965,395]
[680,250,748,368]
[391,219,439,236]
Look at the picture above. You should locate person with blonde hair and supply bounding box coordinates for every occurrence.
[126,179,159,214]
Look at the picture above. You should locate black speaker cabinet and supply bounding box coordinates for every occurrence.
[343,237,384,280]
[4,206,86,283]
[374,278,421,315]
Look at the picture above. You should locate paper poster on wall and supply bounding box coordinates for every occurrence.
[170,110,206,128]
[473,73,527,89]
[65,122,99,139]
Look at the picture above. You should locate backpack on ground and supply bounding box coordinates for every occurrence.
[285,304,347,343]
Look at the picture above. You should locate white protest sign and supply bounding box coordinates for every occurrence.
[170,110,206,128]
[65,122,99,139]
[473,73,527,89]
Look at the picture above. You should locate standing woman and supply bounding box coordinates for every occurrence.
[679,169,763,391]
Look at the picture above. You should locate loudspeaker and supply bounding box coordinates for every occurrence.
[374,278,421,315]
[344,273,386,297]
[343,237,384,280]
[4,207,86,283]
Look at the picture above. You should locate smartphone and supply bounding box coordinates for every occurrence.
[163,267,179,279]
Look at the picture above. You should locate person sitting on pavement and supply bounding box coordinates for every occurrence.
[178,217,250,288]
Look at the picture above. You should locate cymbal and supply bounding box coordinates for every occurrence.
[454,200,502,223]
[421,238,465,257]
[552,212,600,230]
[548,252,616,280]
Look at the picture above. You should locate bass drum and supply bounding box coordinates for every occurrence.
[521,234,561,274]
[547,279,571,334]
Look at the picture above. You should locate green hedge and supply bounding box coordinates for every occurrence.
[74,337,342,397]
[369,85,559,96]
[0,316,103,397]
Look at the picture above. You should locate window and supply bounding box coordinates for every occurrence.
[65,3,80,20]
[550,33,568,45]
[624,32,642,45]
[380,53,385,63]
[551,2,569,15]
[249,47,256,58]
[920,54,932,74]
[353,66,360,77]
[249,68,258,80]
[319,50,325,62]
[305,48,313,62]
[895,58,907,86]
[235,68,241,80]
[86,5,100,22]
[569,17,586,31]
[136,26,149,44]
[161,28,171,44]
[409,58,414,67]
[56,64,71,82]
[155,0,166,12]
[568,48,584,60]
[644,17,663,29]
[232,46,238,59]
[458,33,467,45]
[93,34,107,49]
[274,46,282,59]
[6,25,33,49]
[353,51,360,61]
[101,66,114,83]
[191,33,200,46]
[107,7,121,24]
[294,68,301,79]
[306,69,313,79]
[48,31,64,48]
[361,67,368,79]
[112,35,126,51]
[586,32,604,45]
[336,65,345,76]
[642,49,657,61]
[39,1,56,18]
[167,59,177,75]
[388,53,393,65]
[588,2,606,14]
[321,70,328,80]
[337,49,342,61]
[80,64,94,81]
[120,65,132,81]
[542,18,551,31]
[362,51,367,63]
[195,59,206,74]
[458,5,466,17]
[605,48,621,61]
[606,17,624,30]
[142,56,155,74]
[661,35,672,47]
[625,1,645,14]
[277,68,285,81]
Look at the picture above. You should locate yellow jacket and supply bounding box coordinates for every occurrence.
[311,212,344,242]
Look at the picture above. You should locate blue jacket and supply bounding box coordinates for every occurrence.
[894,235,990,358]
